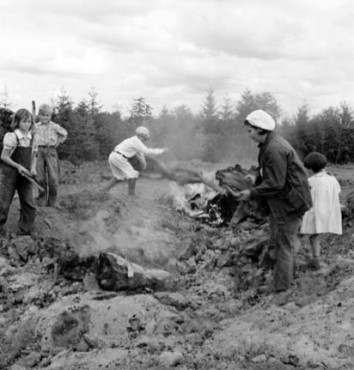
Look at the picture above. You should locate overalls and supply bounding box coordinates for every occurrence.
[0,138,36,234]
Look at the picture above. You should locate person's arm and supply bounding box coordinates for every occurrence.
[1,147,30,176]
[55,123,68,146]
[30,150,37,176]
[250,149,287,198]
[136,138,167,156]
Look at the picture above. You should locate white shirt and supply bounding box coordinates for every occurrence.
[114,135,164,162]
[3,129,36,156]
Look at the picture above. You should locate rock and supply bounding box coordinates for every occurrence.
[51,306,91,349]
[97,252,171,291]
[0,257,10,272]
[251,354,267,363]
[338,343,354,357]
[154,292,189,311]
[21,351,42,367]
[12,236,34,262]
[10,364,27,370]
[83,272,100,291]
[158,350,184,367]
[216,251,235,268]
[185,259,197,274]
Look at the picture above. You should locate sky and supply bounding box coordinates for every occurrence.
[1,0,354,118]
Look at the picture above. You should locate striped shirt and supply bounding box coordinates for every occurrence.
[34,121,67,147]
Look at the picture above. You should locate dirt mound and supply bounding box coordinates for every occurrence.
[1,161,354,369]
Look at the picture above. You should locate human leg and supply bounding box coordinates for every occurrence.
[17,177,36,234]
[36,149,48,205]
[128,178,136,196]
[46,149,60,206]
[0,167,17,232]
[308,234,321,270]
[273,216,302,292]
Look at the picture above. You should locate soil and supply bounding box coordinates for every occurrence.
[0,160,354,370]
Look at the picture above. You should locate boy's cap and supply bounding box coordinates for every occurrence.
[246,110,275,131]
[135,126,150,139]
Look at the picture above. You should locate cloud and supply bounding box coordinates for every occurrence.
[1,0,354,117]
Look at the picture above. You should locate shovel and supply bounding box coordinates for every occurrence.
[21,172,45,192]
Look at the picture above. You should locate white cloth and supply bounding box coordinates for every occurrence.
[109,135,165,180]
[300,171,342,235]
[246,110,275,131]
[108,152,138,180]
[3,129,36,156]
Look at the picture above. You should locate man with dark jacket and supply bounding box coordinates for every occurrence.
[236,110,312,293]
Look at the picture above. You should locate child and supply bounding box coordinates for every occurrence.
[300,152,342,270]
[0,109,37,236]
[35,104,67,207]
[103,126,167,196]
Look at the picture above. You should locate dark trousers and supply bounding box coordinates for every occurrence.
[36,147,60,206]
[271,215,301,292]
[0,166,36,234]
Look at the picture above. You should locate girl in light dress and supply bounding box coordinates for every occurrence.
[300,152,342,270]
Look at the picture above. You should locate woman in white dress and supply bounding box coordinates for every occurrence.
[300,152,342,270]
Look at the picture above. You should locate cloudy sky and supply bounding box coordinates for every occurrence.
[1,0,354,118]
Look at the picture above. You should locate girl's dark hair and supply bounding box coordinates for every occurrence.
[303,152,327,173]
[11,109,34,131]
[244,120,269,136]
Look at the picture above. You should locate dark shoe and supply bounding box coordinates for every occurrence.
[308,258,321,271]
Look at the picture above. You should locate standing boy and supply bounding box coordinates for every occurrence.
[35,104,67,207]
[234,110,312,293]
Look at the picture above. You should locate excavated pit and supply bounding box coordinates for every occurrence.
[1,161,354,369]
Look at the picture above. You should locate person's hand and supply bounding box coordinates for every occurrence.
[18,166,30,176]
[238,190,251,201]
[161,147,169,153]
[30,169,37,177]
[224,185,240,198]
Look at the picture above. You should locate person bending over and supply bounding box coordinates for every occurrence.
[231,110,312,293]
[103,126,167,196]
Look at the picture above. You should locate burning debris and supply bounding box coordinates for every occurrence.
[166,163,269,227]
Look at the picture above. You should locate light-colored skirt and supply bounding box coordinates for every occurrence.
[108,152,139,180]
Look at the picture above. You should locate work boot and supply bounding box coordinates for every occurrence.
[128,179,136,196]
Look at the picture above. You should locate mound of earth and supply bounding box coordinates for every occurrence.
[1,160,354,370]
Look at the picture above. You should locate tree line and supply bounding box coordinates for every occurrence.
[1,87,354,165]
